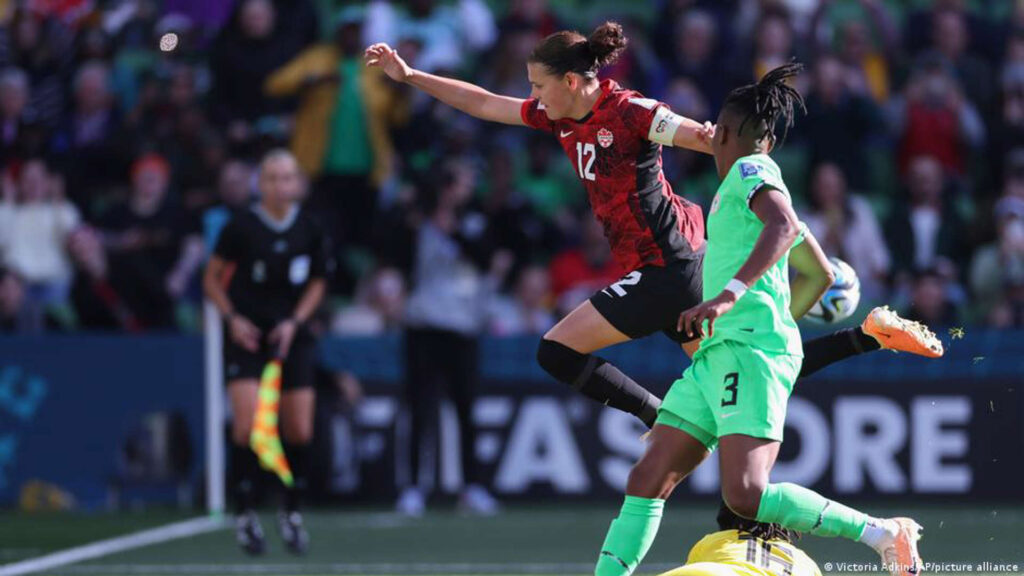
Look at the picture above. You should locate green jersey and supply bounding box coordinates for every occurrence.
[324,58,373,175]
[702,154,803,357]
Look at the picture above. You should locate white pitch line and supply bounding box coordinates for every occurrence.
[60,563,663,575]
[58,568,998,576]
[58,562,682,575]
[0,516,227,576]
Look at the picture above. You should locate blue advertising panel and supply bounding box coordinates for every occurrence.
[1,330,1021,507]
[0,336,205,507]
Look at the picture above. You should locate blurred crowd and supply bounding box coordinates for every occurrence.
[2,0,1024,335]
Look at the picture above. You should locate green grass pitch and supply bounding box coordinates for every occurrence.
[1,503,1022,575]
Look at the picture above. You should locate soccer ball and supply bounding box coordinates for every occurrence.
[805,257,861,324]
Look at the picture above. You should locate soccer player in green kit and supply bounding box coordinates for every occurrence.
[593,64,922,576]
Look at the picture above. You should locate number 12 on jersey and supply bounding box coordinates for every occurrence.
[576,142,596,181]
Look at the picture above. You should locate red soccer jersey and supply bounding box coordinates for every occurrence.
[520,79,706,271]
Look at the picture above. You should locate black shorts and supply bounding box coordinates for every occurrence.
[589,256,704,344]
[223,327,317,390]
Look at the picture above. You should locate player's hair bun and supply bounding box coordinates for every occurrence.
[587,22,628,69]
[528,22,628,78]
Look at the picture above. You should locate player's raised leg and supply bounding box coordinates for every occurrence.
[540,258,704,428]
[538,299,664,427]
[684,246,943,380]
[797,307,943,379]
[790,238,942,379]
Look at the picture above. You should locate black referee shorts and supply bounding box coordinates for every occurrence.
[223,327,317,391]
[589,256,704,344]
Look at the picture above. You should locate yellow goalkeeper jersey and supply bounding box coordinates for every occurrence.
[657,529,822,576]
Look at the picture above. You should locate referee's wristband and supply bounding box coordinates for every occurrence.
[723,278,748,299]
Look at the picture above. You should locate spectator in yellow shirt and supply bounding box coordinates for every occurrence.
[265,7,407,251]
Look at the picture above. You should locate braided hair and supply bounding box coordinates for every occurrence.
[716,500,802,544]
[721,62,806,146]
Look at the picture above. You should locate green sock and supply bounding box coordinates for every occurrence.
[594,495,664,576]
[756,482,868,540]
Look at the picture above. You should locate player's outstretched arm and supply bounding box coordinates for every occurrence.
[643,105,715,155]
[788,230,834,320]
[670,116,715,155]
[365,43,526,126]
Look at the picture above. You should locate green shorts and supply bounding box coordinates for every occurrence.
[656,340,802,451]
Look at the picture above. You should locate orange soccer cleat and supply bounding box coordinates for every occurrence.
[861,306,944,358]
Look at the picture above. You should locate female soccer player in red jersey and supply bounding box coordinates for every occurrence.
[365,22,941,429]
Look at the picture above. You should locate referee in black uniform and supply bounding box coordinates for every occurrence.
[203,150,329,555]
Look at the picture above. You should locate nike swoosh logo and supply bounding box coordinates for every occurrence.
[721,412,740,419]
[560,130,573,138]
[601,552,629,570]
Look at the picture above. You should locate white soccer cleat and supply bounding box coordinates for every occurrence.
[872,517,923,576]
